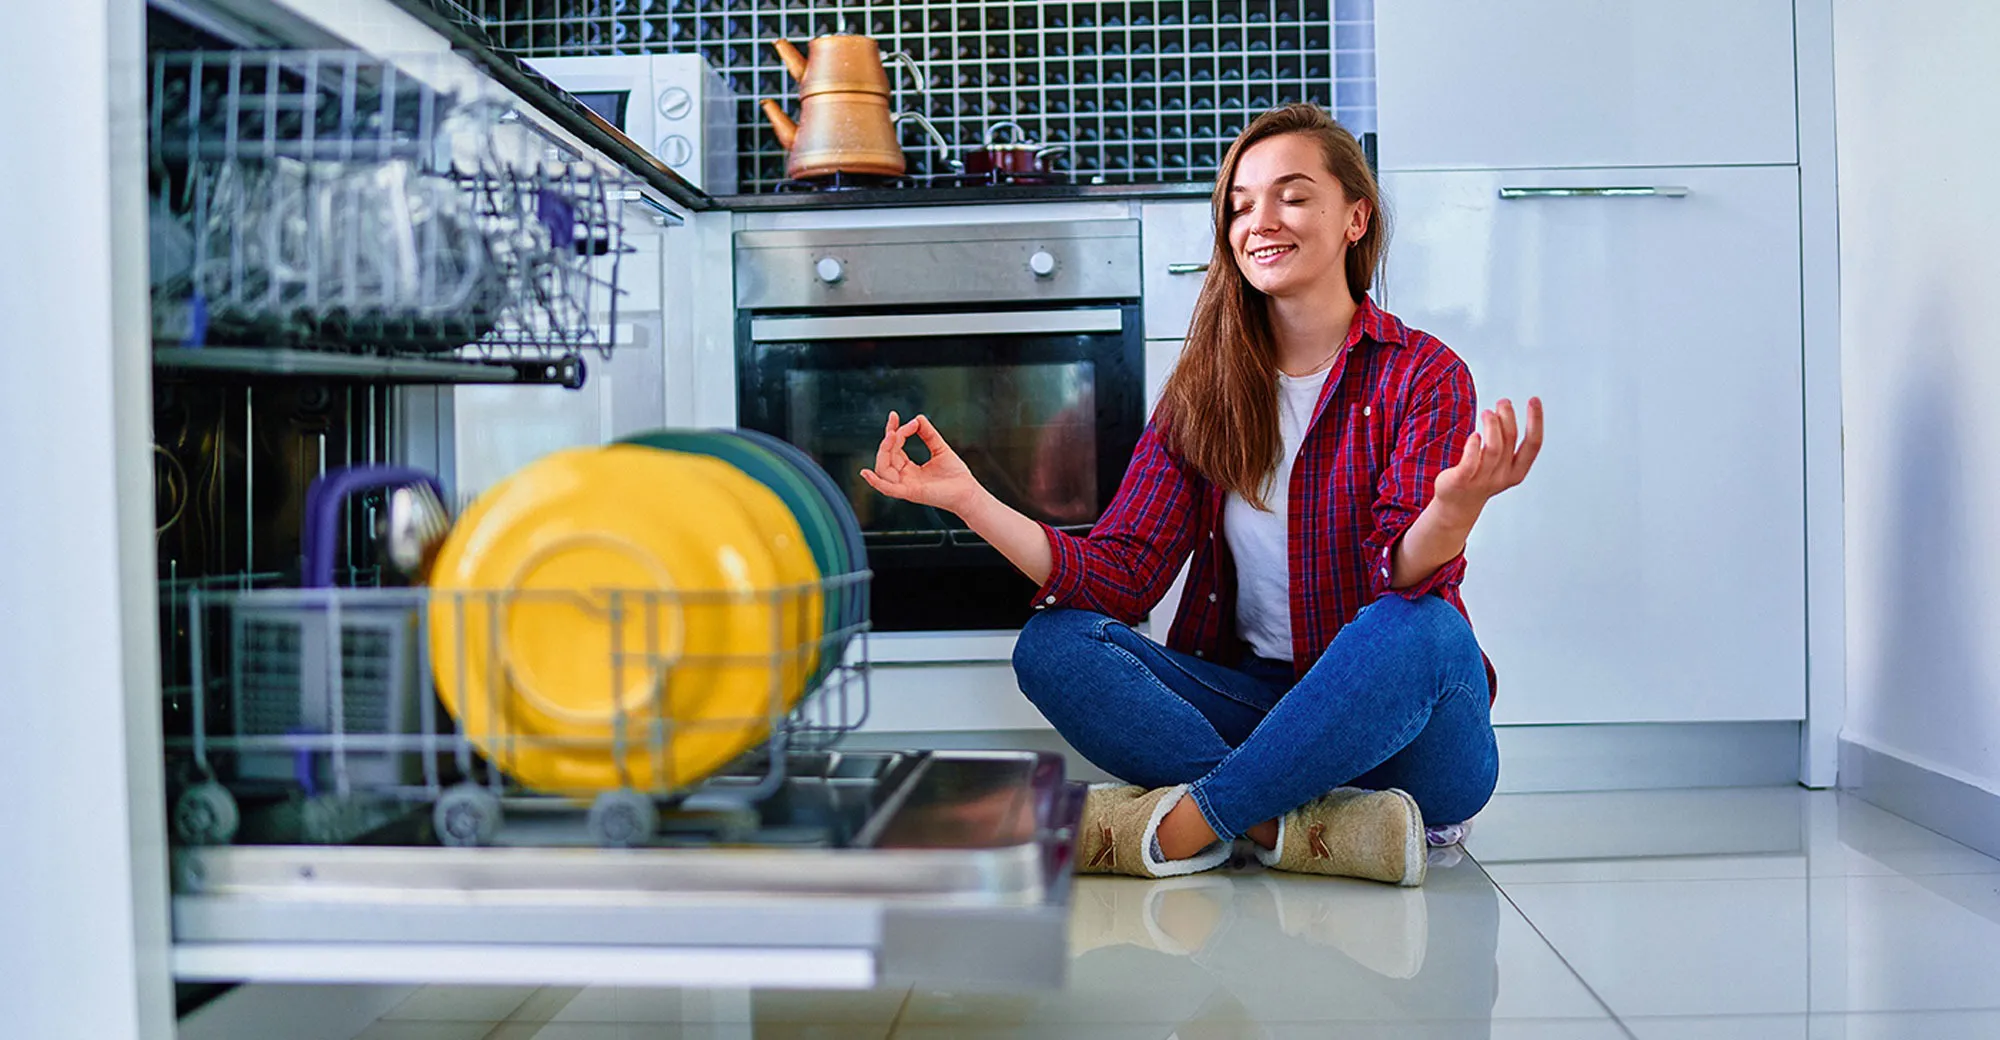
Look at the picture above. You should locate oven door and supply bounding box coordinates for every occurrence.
[738,304,1144,632]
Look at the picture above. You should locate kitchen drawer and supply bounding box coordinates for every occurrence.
[1382,165,1805,724]
[1141,200,1215,341]
[1376,0,1798,170]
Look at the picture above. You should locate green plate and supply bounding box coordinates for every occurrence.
[729,428,867,661]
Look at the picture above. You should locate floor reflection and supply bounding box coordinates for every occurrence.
[1034,850,1503,1036]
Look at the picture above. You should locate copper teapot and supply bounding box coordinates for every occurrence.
[758,34,950,180]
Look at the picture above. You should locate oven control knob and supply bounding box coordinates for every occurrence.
[815,256,846,284]
[1029,250,1058,278]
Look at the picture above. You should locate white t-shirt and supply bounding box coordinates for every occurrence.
[1224,365,1332,662]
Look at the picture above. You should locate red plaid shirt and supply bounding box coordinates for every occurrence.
[1033,297,1495,695]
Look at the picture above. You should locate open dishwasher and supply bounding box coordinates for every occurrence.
[144,2,1082,995]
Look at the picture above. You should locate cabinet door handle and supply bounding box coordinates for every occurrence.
[1167,262,1210,274]
[1498,186,1690,199]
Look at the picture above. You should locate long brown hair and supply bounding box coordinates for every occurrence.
[1156,104,1387,509]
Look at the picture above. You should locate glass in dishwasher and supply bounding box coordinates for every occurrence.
[147,51,627,361]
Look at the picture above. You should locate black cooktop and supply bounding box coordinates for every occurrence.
[723,178,1215,210]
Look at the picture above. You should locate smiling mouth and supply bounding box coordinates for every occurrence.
[1247,244,1296,263]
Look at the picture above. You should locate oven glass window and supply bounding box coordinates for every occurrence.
[738,307,1143,632]
[785,361,1099,537]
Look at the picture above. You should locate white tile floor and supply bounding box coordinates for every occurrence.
[195,787,2000,1039]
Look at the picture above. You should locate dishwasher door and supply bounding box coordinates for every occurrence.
[170,750,1084,991]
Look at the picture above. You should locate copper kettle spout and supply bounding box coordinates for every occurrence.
[771,38,808,82]
[760,99,797,149]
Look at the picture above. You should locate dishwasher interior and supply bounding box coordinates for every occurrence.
[145,3,1082,995]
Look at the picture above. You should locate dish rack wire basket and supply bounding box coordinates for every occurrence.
[167,573,873,850]
[148,49,631,361]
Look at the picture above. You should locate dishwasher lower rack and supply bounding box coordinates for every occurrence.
[171,751,1085,991]
[166,576,875,852]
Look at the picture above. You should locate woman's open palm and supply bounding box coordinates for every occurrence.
[859,412,983,514]
[1434,397,1544,513]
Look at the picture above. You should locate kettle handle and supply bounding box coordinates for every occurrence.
[883,51,927,97]
[893,111,958,171]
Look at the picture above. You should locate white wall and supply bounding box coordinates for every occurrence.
[0,0,175,1036]
[1834,1,2000,793]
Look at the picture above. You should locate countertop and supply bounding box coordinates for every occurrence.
[711,180,1217,211]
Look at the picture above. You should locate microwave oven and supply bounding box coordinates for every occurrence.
[528,53,738,195]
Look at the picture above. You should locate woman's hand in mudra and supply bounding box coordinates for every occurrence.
[860,411,984,515]
[1434,397,1544,518]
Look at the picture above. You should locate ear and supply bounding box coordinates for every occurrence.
[1347,198,1373,243]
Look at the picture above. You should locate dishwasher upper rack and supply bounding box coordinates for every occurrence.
[166,573,873,851]
[147,50,631,362]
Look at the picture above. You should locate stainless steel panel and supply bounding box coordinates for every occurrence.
[175,893,891,948]
[735,220,1141,310]
[750,308,1125,342]
[169,752,1084,989]
[175,842,1051,908]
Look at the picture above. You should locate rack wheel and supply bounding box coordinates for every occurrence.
[433,785,503,847]
[172,852,208,894]
[588,790,658,848]
[172,782,239,846]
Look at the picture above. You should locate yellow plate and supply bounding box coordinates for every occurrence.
[427,445,822,793]
[625,445,825,725]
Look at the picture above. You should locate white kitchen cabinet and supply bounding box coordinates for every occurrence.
[1144,336,1191,637]
[1375,0,1798,171]
[1144,337,1184,411]
[1382,165,1805,724]
[1140,200,1215,341]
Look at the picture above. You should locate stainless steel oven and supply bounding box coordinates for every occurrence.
[735,220,1144,632]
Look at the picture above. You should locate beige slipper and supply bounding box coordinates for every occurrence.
[1076,784,1233,879]
[1256,787,1427,886]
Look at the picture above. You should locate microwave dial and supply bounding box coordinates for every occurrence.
[658,134,695,167]
[658,86,693,121]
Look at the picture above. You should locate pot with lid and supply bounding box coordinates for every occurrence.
[960,121,1068,179]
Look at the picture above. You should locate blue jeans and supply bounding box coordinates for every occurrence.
[1012,594,1498,839]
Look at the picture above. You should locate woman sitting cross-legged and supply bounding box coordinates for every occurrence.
[860,103,1543,886]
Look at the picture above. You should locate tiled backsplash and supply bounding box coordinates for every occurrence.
[470,0,1375,192]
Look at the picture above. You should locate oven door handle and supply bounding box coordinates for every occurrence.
[749,308,1127,342]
